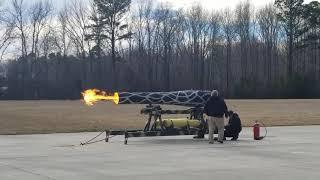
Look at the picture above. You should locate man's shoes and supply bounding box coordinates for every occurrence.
[218,140,223,144]
[231,136,238,141]
[209,141,214,144]
[193,135,204,139]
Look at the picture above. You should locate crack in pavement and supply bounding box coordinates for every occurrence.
[0,162,57,180]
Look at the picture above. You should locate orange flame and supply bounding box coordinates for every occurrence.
[82,89,119,106]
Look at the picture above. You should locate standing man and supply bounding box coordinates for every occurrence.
[204,90,228,144]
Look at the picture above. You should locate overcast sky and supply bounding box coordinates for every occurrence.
[0,0,318,59]
[1,0,318,11]
[1,0,319,12]
[157,0,275,10]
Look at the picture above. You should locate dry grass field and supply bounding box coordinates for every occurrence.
[0,99,320,135]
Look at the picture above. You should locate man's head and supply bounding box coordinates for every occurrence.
[211,90,219,97]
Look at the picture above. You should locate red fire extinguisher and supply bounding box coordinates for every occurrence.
[253,121,266,140]
[253,121,260,140]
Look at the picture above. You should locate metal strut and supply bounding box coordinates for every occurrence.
[83,105,207,145]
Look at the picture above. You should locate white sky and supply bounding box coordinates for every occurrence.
[157,0,274,10]
[2,0,319,11]
[156,0,319,11]
[0,0,318,60]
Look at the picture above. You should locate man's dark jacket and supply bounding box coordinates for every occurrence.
[225,113,242,134]
[203,96,228,117]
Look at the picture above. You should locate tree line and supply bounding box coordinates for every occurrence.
[0,0,319,100]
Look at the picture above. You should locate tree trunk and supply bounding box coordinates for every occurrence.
[288,32,294,78]
[111,27,117,90]
[226,40,231,97]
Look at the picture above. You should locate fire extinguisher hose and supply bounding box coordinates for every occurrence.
[258,121,268,140]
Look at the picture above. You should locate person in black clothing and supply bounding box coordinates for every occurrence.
[203,90,228,144]
[224,111,242,140]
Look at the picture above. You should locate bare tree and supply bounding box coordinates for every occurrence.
[132,0,146,54]
[0,6,14,61]
[153,4,179,90]
[0,28,14,61]
[1,0,319,99]
[4,0,29,57]
[144,0,155,90]
[40,27,57,58]
[0,3,7,60]
[186,4,209,89]
[235,0,252,79]
[143,0,154,58]
[222,9,236,95]
[64,0,91,59]
[29,0,53,58]
[257,4,280,82]
[55,9,70,57]
[131,0,155,89]
[206,12,222,89]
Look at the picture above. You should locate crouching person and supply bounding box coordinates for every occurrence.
[224,111,242,141]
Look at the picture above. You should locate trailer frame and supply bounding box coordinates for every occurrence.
[105,104,208,144]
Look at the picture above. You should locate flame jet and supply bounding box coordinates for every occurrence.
[82,89,119,106]
[82,89,211,107]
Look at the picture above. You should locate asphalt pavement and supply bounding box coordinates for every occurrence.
[0,126,319,180]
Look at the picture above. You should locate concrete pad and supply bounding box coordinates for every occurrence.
[0,126,320,180]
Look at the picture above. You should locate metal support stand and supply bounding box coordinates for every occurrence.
[105,130,110,142]
[104,105,207,145]
[124,130,128,145]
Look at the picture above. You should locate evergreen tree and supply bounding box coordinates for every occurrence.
[300,1,320,48]
[89,0,132,89]
[275,0,304,77]
[86,2,108,59]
